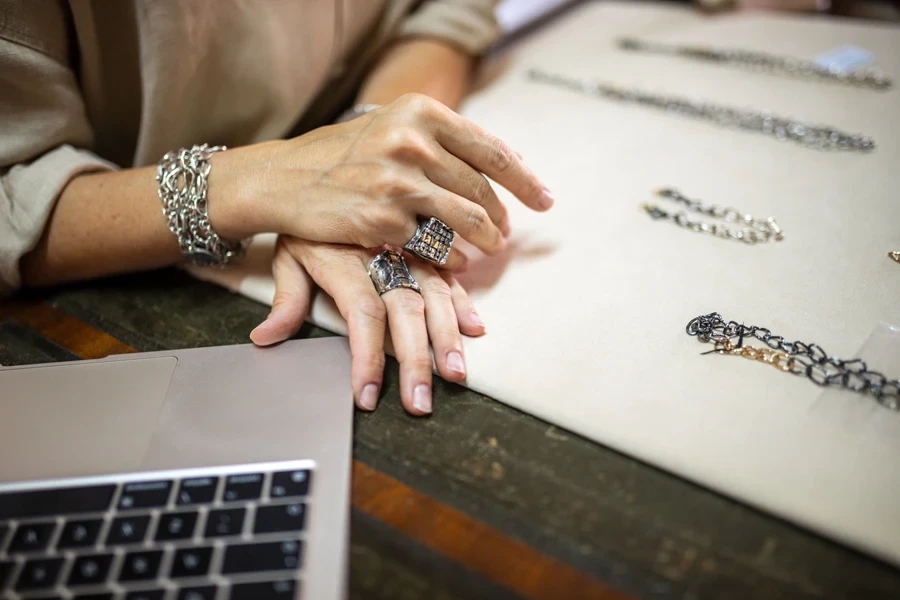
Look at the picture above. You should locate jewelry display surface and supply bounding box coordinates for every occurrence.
[187,3,900,566]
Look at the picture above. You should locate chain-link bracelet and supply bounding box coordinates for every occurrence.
[157,144,249,267]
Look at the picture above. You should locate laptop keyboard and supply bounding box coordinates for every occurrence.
[0,460,314,600]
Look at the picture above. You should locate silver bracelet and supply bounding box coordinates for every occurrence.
[157,144,249,267]
[334,103,381,124]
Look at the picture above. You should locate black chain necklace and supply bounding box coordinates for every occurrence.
[686,313,900,411]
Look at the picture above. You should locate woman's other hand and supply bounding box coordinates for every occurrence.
[249,236,485,416]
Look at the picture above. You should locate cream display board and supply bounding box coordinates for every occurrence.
[189,2,900,565]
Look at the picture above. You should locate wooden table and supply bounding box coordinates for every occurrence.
[2,269,899,599]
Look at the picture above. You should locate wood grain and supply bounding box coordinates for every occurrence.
[4,301,136,359]
[2,300,627,600]
[353,460,631,600]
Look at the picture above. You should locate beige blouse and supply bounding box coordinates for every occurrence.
[0,0,500,295]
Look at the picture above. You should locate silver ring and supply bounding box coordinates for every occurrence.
[368,250,422,296]
[404,217,455,265]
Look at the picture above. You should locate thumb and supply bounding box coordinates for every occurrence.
[250,241,314,346]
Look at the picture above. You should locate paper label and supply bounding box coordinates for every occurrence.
[813,45,875,74]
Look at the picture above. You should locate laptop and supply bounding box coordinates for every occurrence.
[0,337,354,600]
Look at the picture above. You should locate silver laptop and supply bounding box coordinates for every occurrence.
[0,337,354,600]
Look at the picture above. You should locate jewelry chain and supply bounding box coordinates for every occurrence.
[687,312,900,410]
[641,188,783,245]
[527,69,876,152]
[618,38,893,91]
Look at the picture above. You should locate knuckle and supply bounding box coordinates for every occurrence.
[371,208,408,238]
[406,354,435,373]
[488,136,514,173]
[396,93,433,116]
[355,350,386,374]
[464,205,490,237]
[373,168,415,199]
[470,174,494,206]
[354,297,387,324]
[423,278,453,302]
[393,290,426,315]
[271,290,295,309]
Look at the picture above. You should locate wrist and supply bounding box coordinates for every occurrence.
[206,142,281,241]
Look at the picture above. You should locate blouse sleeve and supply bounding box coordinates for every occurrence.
[0,9,115,297]
[396,0,502,56]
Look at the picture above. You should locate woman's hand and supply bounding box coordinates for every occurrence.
[249,236,485,415]
[209,93,552,269]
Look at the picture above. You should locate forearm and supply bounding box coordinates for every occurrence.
[19,167,182,287]
[355,39,476,110]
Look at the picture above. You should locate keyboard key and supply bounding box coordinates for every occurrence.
[155,511,198,541]
[254,503,306,534]
[73,594,113,600]
[125,590,165,600]
[222,473,264,502]
[119,550,163,582]
[68,553,114,587]
[231,579,298,600]
[57,518,104,549]
[15,557,64,590]
[177,585,216,600]
[170,546,213,579]
[0,484,115,520]
[26,596,62,600]
[270,469,311,498]
[9,521,57,553]
[222,540,302,575]
[0,560,14,590]
[204,508,245,538]
[176,477,219,506]
[118,481,173,510]
[106,515,151,545]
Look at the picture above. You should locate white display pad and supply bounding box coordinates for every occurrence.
[190,2,900,565]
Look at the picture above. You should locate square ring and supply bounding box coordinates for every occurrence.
[404,217,455,265]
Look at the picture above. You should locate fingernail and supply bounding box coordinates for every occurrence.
[359,384,379,411]
[413,384,432,414]
[471,311,485,330]
[539,188,554,210]
[447,352,465,377]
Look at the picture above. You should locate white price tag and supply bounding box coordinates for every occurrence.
[813,45,875,74]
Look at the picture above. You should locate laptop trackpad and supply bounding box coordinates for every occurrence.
[0,357,177,482]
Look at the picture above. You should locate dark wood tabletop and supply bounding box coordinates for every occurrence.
[2,269,899,600]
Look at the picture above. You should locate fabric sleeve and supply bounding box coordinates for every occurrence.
[396,0,502,56]
[0,28,116,297]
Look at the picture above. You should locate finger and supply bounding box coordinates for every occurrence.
[443,272,486,337]
[250,240,314,346]
[423,183,507,256]
[408,261,466,383]
[300,245,387,412]
[439,247,469,273]
[423,148,511,238]
[380,286,433,416]
[432,110,553,212]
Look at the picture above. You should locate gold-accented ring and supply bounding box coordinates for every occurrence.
[368,250,421,296]
[404,217,455,265]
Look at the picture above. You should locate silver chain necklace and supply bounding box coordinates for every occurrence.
[527,69,876,152]
[641,189,783,245]
[618,38,893,91]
